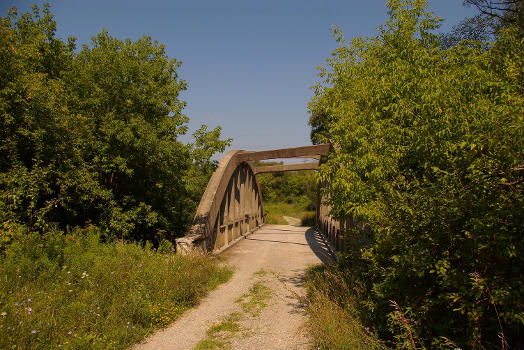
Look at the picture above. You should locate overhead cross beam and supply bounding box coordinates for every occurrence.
[253,162,318,174]
[237,144,330,162]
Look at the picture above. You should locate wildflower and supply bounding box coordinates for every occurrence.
[67,331,72,335]
[28,298,31,302]
[365,327,370,331]
[14,302,18,306]
[31,330,36,334]
[1,311,6,316]
[27,307,32,312]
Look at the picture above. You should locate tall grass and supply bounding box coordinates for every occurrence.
[0,225,232,350]
[304,265,387,350]
[264,202,315,226]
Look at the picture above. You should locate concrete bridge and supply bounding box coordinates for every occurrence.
[175,144,346,254]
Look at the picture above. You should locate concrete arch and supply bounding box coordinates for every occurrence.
[176,150,265,253]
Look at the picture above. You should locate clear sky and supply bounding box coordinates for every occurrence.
[2,0,477,159]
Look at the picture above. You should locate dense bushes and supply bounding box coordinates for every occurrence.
[0,5,230,244]
[309,0,523,348]
[256,161,317,207]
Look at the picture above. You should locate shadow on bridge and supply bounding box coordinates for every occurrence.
[246,226,335,264]
[304,227,336,264]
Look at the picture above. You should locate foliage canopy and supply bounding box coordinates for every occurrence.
[309,0,523,348]
[0,5,231,243]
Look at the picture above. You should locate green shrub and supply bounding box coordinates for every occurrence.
[300,212,316,227]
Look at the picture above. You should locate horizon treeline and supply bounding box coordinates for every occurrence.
[309,0,523,349]
[0,4,231,245]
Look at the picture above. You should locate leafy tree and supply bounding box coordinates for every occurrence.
[0,5,230,244]
[310,0,523,348]
[439,0,522,48]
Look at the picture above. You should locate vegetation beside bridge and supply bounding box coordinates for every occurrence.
[0,5,231,349]
[307,0,523,349]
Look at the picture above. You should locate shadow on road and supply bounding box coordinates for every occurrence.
[245,237,309,246]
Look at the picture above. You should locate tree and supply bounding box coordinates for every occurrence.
[310,0,523,348]
[439,0,523,48]
[0,5,231,243]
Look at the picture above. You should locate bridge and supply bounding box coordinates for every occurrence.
[175,143,346,254]
[138,144,347,349]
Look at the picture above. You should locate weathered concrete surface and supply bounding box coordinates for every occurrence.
[254,162,318,174]
[133,225,333,350]
[176,152,265,253]
[179,143,330,254]
[237,144,330,162]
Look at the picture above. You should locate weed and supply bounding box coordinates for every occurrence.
[252,269,268,277]
[236,282,272,316]
[194,338,229,350]
[207,313,242,336]
[194,313,242,350]
[303,264,387,350]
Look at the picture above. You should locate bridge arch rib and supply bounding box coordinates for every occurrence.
[176,144,330,253]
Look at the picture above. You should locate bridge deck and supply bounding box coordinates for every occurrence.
[135,224,333,350]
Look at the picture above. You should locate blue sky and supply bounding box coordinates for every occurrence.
[2,0,477,159]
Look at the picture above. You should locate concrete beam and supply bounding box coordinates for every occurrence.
[237,144,330,162]
[296,155,321,160]
[254,162,318,174]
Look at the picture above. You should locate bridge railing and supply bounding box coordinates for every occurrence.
[316,152,365,257]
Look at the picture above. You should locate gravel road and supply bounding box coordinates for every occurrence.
[133,224,333,350]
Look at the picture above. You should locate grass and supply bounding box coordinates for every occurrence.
[263,202,315,226]
[194,313,243,350]
[0,225,232,350]
[252,269,268,277]
[303,264,388,350]
[236,281,272,317]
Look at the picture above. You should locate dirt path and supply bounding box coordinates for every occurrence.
[133,224,333,350]
[282,216,301,226]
